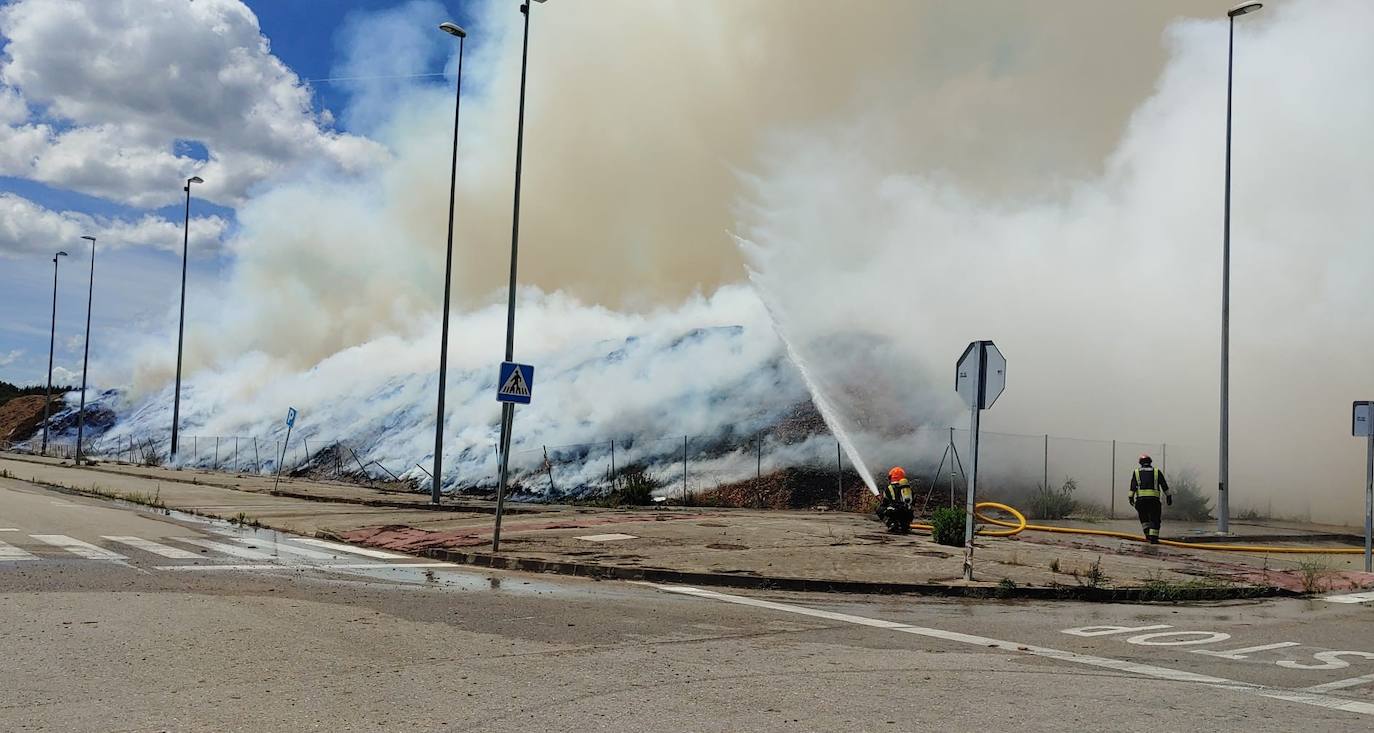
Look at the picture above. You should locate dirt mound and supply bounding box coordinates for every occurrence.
[0,395,58,442]
[696,467,879,512]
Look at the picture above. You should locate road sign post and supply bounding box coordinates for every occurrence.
[493,362,535,552]
[955,341,1006,581]
[273,407,298,492]
[1354,401,1373,572]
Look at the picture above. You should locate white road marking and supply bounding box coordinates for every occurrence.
[1321,591,1374,604]
[31,534,126,560]
[0,528,21,532]
[153,561,459,572]
[289,538,411,559]
[1302,673,1374,694]
[0,539,37,560]
[1193,642,1301,660]
[232,538,339,561]
[651,584,1374,718]
[174,538,276,560]
[102,536,201,560]
[1126,631,1232,646]
[575,533,638,542]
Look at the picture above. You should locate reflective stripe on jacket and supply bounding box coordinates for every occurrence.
[885,479,912,503]
[1131,466,1169,498]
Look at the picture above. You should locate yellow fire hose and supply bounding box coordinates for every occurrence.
[913,501,1366,555]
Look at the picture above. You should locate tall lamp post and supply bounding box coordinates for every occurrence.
[431,20,468,505]
[493,0,547,552]
[1218,1,1262,535]
[76,235,96,462]
[170,175,203,462]
[41,250,69,455]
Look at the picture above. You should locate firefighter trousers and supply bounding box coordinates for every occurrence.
[1135,496,1162,543]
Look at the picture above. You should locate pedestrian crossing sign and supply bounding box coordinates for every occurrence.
[496,362,534,404]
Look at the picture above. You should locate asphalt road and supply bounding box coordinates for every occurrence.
[2,476,1372,732]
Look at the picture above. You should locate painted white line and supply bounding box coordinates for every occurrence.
[289,538,411,559]
[152,561,459,572]
[651,584,1374,719]
[102,536,201,560]
[1192,642,1300,660]
[174,538,276,560]
[1321,591,1374,604]
[0,528,22,532]
[1302,673,1374,694]
[155,563,300,571]
[31,534,126,560]
[575,533,638,542]
[233,538,338,561]
[0,539,38,560]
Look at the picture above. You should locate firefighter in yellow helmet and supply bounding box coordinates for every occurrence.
[879,467,914,533]
[1129,454,1172,544]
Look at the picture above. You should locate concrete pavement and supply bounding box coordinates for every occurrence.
[3,475,1374,731]
[3,452,1371,598]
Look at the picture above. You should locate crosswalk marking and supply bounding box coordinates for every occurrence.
[0,539,37,560]
[236,538,339,560]
[290,538,411,559]
[31,534,126,560]
[102,536,202,560]
[174,538,276,560]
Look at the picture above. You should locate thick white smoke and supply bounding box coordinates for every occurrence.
[741,0,1374,520]
[74,1,1372,520]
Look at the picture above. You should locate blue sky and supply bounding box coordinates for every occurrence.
[0,0,477,386]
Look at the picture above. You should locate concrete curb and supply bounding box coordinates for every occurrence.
[0,452,540,515]
[395,541,1297,603]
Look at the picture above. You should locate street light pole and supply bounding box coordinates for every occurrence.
[42,250,69,455]
[432,21,468,505]
[170,175,203,462]
[493,0,547,553]
[1218,1,1262,535]
[76,235,96,463]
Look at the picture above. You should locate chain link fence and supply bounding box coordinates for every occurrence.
[4,424,1200,516]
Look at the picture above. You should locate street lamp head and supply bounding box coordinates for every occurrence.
[439,21,466,38]
[1228,2,1262,17]
[81,235,95,243]
[55,251,68,258]
[187,175,204,185]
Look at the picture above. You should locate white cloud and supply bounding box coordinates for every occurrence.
[0,0,387,208]
[0,193,227,257]
[0,349,21,366]
[50,365,79,384]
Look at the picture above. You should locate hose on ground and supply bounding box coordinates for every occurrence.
[911,501,1365,555]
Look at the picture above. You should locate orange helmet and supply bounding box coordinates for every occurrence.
[1139,454,1152,465]
[888,466,906,482]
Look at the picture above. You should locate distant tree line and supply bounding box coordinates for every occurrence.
[0,381,76,408]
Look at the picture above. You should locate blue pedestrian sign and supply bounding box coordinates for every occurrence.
[285,407,297,427]
[496,362,534,404]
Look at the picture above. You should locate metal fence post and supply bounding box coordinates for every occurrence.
[543,445,557,496]
[214,436,219,470]
[682,435,688,504]
[1161,442,1167,475]
[609,439,617,490]
[253,438,261,474]
[1043,434,1049,490]
[756,431,762,479]
[234,437,239,472]
[836,438,843,506]
[1110,439,1116,520]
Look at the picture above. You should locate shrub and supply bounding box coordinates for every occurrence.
[610,465,659,506]
[1028,477,1078,520]
[1164,470,1212,522]
[929,506,966,547]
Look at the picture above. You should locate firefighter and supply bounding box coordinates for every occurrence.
[1129,454,1172,544]
[879,467,914,533]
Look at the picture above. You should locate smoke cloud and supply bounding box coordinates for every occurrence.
[89,1,1372,521]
